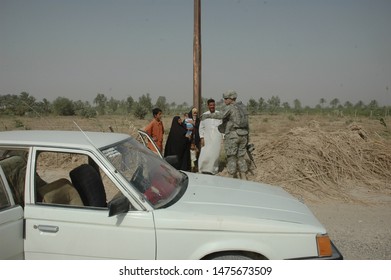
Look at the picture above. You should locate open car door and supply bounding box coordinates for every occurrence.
[0,165,24,259]
[138,129,164,159]
[137,130,178,166]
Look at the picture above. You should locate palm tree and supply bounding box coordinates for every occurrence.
[330,98,340,109]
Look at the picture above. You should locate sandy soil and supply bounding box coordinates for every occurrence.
[307,195,391,260]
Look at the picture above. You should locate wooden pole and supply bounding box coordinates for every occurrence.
[193,0,201,113]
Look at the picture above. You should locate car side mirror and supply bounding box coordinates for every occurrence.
[164,155,178,167]
[108,195,130,217]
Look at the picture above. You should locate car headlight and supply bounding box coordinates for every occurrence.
[316,234,332,257]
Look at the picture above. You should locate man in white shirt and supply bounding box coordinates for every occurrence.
[198,99,223,175]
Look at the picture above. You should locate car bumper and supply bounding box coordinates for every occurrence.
[289,241,344,260]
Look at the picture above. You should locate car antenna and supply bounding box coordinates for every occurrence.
[20,100,58,129]
[73,121,99,149]
[73,121,110,160]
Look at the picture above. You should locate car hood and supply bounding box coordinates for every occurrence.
[154,173,326,233]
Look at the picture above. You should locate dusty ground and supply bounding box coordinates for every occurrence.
[308,199,391,260]
[2,113,391,259]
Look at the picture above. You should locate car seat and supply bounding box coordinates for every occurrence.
[38,178,84,206]
[69,164,107,207]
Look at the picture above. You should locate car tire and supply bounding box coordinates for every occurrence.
[211,254,252,260]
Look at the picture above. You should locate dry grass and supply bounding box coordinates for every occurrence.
[251,119,391,202]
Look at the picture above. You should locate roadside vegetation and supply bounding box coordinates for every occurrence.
[1,92,389,122]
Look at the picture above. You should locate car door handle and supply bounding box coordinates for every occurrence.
[34,225,59,233]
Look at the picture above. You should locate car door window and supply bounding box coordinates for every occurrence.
[34,150,122,208]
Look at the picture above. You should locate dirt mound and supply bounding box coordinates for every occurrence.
[250,121,391,202]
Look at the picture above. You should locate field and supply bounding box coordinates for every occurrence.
[1,113,391,259]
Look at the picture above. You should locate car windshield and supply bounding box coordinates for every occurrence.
[101,137,187,208]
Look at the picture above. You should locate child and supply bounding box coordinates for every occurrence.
[144,108,164,153]
[183,113,194,139]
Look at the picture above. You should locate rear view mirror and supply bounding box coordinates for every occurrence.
[164,155,178,167]
[108,195,130,217]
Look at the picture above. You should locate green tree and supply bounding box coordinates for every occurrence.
[247,98,258,114]
[282,102,290,110]
[354,100,365,109]
[126,96,134,113]
[94,93,107,115]
[133,102,148,119]
[52,97,75,116]
[330,98,340,109]
[138,93,153,113]
[258,97,267,113]
[74,100,96,118]
[35,98,52,115]
[293,99,302,114]
[15,92,36,116]
[0,94,18,115]
[368,100,380,117]
[343,101,353,115]
[267,96,280,114]
[107,97,119,114]
[344,101,353,108]
[155,96,168,113]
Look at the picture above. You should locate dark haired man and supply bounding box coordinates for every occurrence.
[198,99,223,175]
[144,108,164,153]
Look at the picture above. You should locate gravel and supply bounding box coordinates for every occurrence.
[307,199,391,260]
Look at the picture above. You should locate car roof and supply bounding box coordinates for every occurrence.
[0,130,130,150]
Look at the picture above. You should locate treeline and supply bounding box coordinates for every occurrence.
[245,96,390,118]
[0,92,186,119]
[0,92,390,119]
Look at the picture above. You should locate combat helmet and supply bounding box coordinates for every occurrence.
[223,90,237,99]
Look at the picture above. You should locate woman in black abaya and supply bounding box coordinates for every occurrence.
[164,116,191,171]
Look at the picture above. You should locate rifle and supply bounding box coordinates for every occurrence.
[246,143,256,168]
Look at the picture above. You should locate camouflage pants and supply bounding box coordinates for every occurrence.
[224,131,248,176]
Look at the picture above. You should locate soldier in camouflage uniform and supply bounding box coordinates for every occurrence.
[203,90,249,178]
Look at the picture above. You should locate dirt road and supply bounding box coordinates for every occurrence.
[307,192,391,260]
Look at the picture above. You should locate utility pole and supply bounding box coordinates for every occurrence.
[193,0,201,113]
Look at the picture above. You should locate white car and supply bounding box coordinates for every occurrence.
[0,130,342,260]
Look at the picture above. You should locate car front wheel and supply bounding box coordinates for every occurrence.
[211,254,252,260]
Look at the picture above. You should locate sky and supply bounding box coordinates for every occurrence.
[1,0,391,107]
